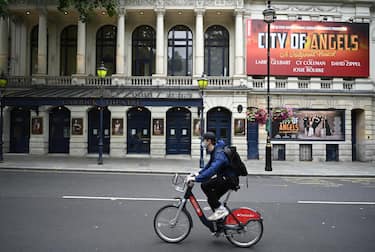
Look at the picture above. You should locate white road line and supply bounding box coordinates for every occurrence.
[62,195,206,202]
[298,201,375,205]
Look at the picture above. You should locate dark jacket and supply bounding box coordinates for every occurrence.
[195,140,236,182]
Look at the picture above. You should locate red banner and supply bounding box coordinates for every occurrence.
[246,20,369,77]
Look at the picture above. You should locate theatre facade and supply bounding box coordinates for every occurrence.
[0,0,374,162]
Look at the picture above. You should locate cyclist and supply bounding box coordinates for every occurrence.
[187,131,239,221]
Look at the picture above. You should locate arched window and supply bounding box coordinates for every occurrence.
[168,25,193,76]
[60,25,77,76]
[132,25,156,76]
[30,25,38,75]
[96,25,117,76]
[204,25,229,76]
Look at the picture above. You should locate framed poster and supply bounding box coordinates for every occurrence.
[271,109,345,141]
[31,117,43,135]
[153,118,164,136]
[71,118,83,135]
[234,119,246,136]
[112,118,124,136]
[193,119,202,136]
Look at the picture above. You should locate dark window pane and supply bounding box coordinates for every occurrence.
[204,25,229,76]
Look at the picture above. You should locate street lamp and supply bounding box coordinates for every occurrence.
[198,73,208,168]
[263,0,275,171]
[0,72,8,162]
[96,62,107,165]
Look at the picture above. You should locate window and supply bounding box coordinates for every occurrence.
[300,144,312,161]
[204,25,229,76]
[60,25,77,76]
[168,25,193,76]
[96,25,117,76]
[273,144,286,161]
[132,25,156,76]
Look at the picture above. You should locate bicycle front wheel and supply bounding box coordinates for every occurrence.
[153,205,192,243]
[225,220,263,248]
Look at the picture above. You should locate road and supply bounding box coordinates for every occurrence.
[0,170,374,252]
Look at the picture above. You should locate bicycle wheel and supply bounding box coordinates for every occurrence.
[153,205,192,243]
[224,220,263,248]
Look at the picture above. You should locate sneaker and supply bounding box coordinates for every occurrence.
[207,207,229,221]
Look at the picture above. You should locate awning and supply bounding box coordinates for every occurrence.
[3,87,203,107]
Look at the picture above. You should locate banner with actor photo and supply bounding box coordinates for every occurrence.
[272,109,345,141]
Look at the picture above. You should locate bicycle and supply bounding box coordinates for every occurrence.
[153,174,263,248]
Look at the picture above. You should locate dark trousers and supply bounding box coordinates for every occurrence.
[201,176,238,211]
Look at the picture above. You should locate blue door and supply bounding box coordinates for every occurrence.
[247,121,259,159]
[127,107,151,154]
[49,107,70,153]
[207,107,231,145]
[166,107,191,154]
[10,108,30,153]
[88,107,111,154]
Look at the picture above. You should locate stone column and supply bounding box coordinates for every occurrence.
[76,20,86,75]
[67,106,90,156]
[155,9,165,76]
[0,17,8,74]
[29,106,50,154]
[112,9,126,85]
[116,9,126,75]
[195,9,205,77]
[72,19,87,85]
[108,106,126,157]
[37,9,47,75]
[234,9,244,77]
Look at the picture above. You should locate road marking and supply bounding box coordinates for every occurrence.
[62,195,206,202]
[298,201,375,205]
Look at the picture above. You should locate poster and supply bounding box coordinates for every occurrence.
[71,118,83,135]
[31,117,43,135]
[246,20,369,77]
[153,119,164,136]
[271,109,345,141]
[112,118,124,136]
[234,119,246,136]
[193,119,202,136]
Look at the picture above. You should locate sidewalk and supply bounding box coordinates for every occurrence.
[0,154,374,177]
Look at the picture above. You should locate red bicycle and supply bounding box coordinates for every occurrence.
[153,174,263,248]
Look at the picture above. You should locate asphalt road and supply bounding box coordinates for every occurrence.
[0,170,374,252]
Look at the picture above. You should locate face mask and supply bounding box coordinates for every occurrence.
[201,141,208,149]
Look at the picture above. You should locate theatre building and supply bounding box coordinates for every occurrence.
[0,0,374,162]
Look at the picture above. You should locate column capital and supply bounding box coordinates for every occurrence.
[194,8,206,16]
[234,8,245,16]
[154,8,166,15]
[117,7,126,16]
[37,7,48,16]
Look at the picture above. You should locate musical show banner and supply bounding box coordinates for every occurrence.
[271,109,345,141]
[246,20,369,77]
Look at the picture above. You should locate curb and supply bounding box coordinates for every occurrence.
[1,166,375,178]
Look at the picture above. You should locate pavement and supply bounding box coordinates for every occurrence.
[0,154,374,177]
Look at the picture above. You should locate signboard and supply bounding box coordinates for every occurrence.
[246,20,369,77]
[272,109,345,141]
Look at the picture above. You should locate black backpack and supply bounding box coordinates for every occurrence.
[223,146,248,176]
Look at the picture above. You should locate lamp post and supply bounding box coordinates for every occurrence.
[0,72,8,162]
[198,73,208,168]
[263,0,275,171]
[97,62,107,165]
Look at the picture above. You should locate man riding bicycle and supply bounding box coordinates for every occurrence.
[188,132,239,221]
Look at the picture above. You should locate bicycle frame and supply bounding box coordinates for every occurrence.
[172,182,244,233]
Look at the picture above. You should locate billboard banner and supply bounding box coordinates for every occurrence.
[246,20,369,77]
[271,109,345,141]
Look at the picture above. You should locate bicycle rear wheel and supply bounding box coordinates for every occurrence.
[153,205,192,243]
[224,220,263,248]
